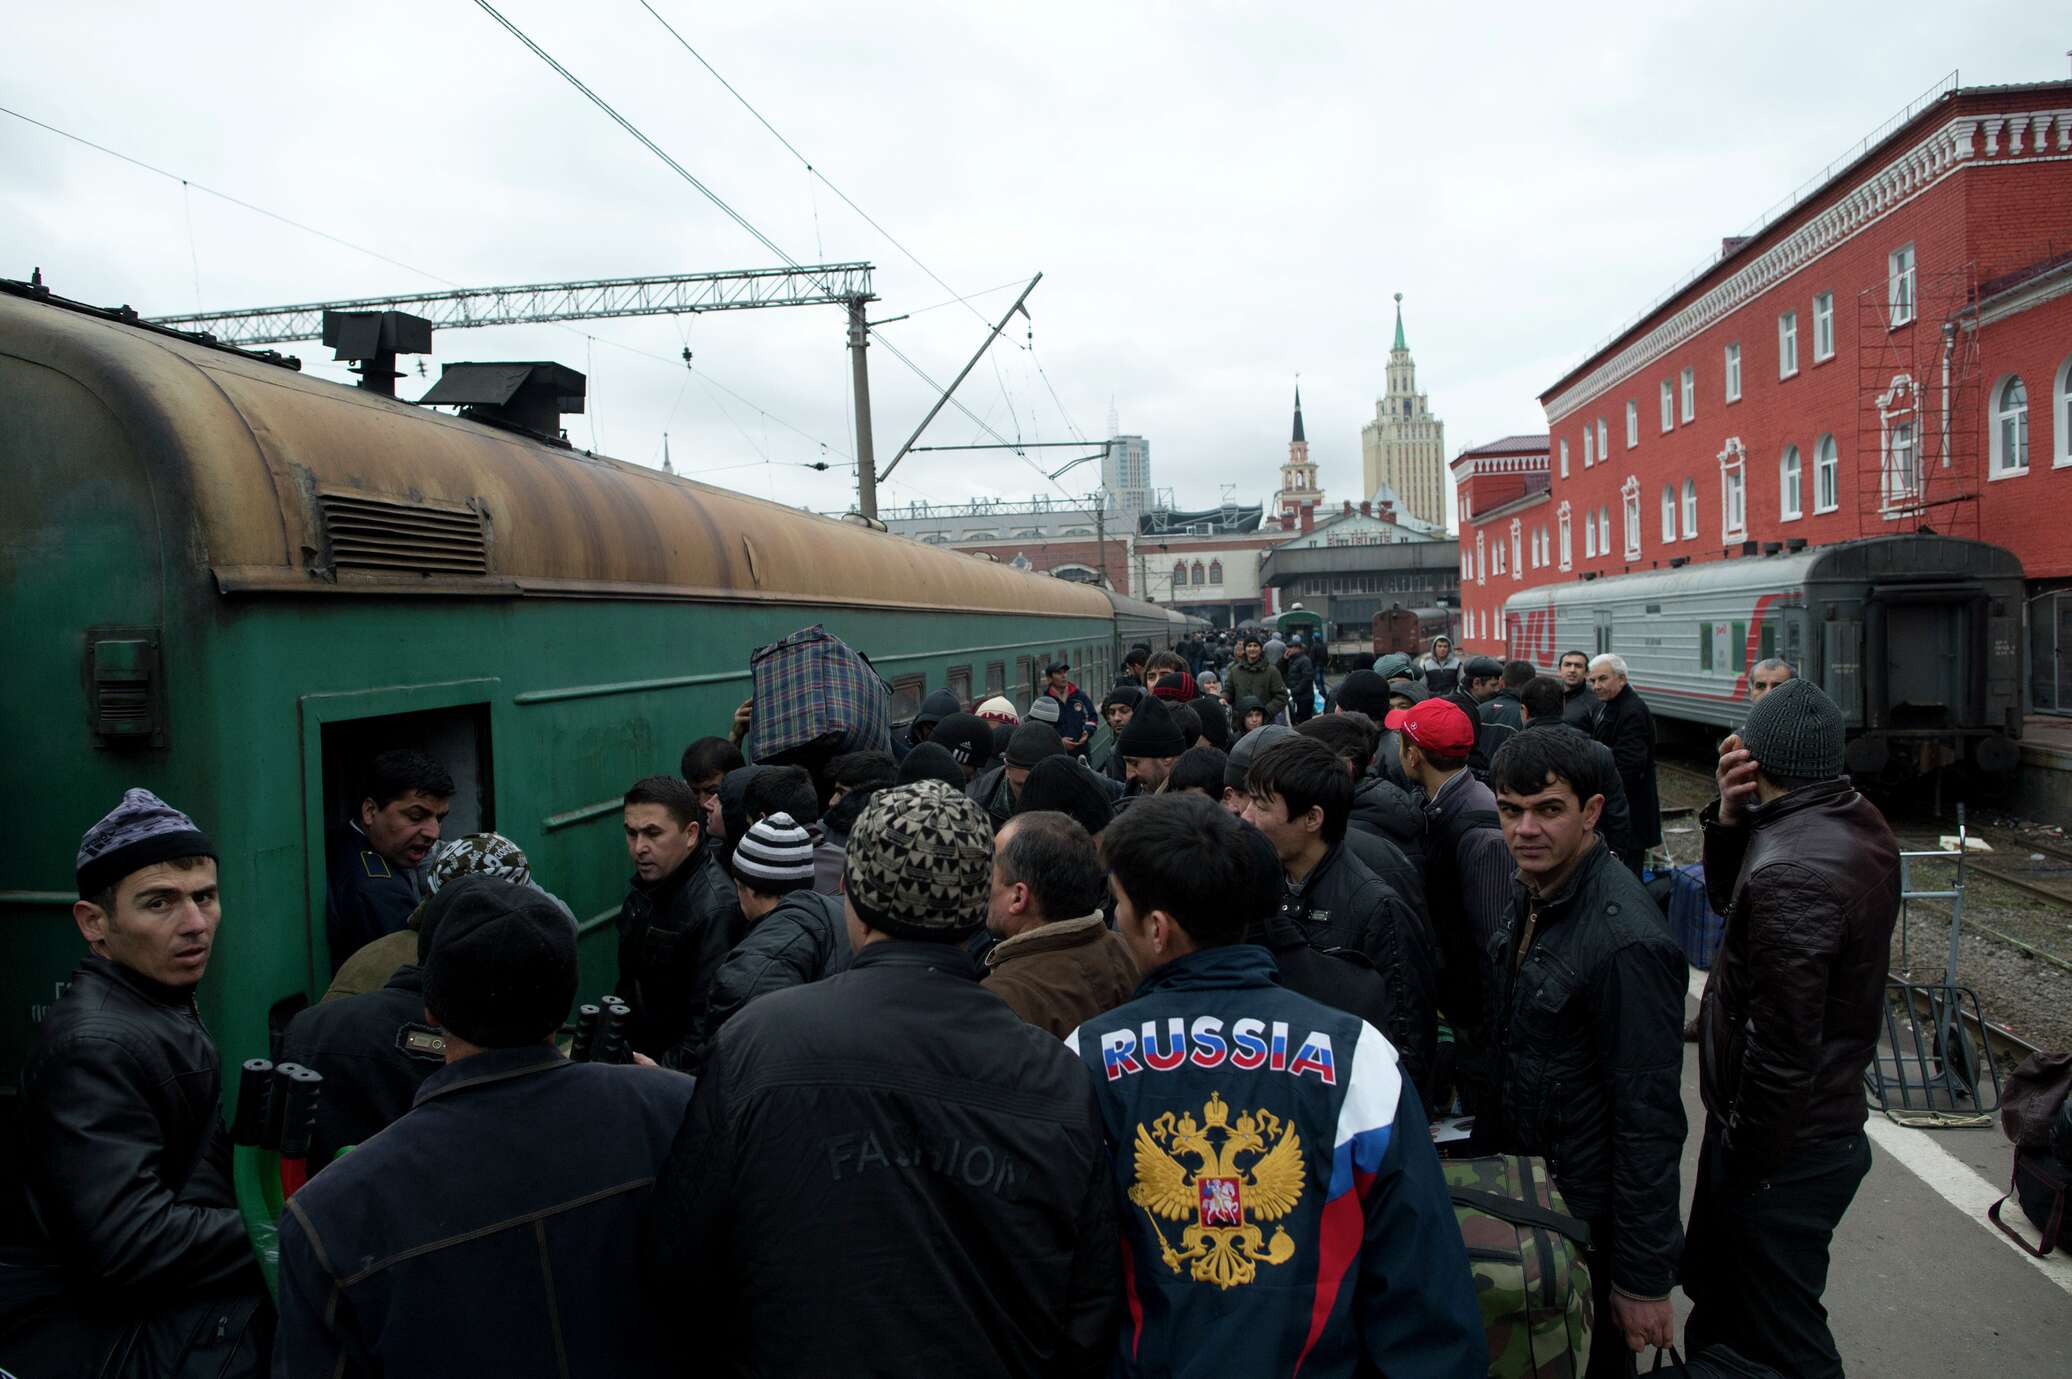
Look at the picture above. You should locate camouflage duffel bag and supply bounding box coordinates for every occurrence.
[1446,1154,1593,1378]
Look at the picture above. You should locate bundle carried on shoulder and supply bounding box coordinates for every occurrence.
[1445,1153,1593,1378]
[1989,1050,2072,1256]
[748,625,891,762]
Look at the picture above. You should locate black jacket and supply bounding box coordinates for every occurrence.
[1561,681,1597,728]
[279,963,444,1164]
[9,955,252,1304]
[1422,769,1516,1028]
[1591,684,1661,846]
[645,941,1122,1377]
[1347,774,1428,893]
[275,1048,695,1376]
[671,889,851,1072]
[1522,717,1636,858]
[1483,840,1688,1298]
[324,822,421,975]
[1697,782,1901,1181]
[1275,844,1437,1093]
[1444,690,1510,779]
[1479,689,1524,731]
[969,762,1016,829]
[615,846,739,1058]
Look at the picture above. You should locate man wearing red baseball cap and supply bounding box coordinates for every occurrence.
[1386,698,1513,1112]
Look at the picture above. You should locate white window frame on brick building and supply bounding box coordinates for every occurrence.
[1814,434,1840,513]
[1661,379,1674,433]
[1680,368,1695,423]
[1558,502,1573,571]
[1582,426,1593,468]
[1626,400,1639,448]
[1475,531,1486,585]
[1493,539,1504,576]
[1510,519,1524,582]
[1597,418,1609,464]
[1661,484,1676,543]
[1778,311,1799,379]
[1889,244,1916,328]
[1620,476,1642,560]
[1718,438,1748,542]
[1584,509,1596,559]
[1559,439,1569,478]
[1681,478,1698,539]
[1813,292,1835,362]
[1724,343,1742,402]
[2057,357,2072,468]
[1991,374,2029,478]
[1780,444,1803,520]
[1878,374,1924,507]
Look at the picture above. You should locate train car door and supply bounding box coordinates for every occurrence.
[1594,609,1614,655]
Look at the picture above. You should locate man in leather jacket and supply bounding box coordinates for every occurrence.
[1241,736,1437,1094]
[1479,731,1687,1377]
[617,775,738,1058]
[2,789,271,1375]
[1683,681,1898,1379]
[645,780,1121,1375]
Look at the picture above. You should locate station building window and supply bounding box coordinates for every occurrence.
[1814,434,1840,513]
[2058,357,2072,468]
[1681,478,1698,539]
[1626,401,1639,448]
[1583,427,1594,468]
[1660,379,1674,433]
[1621,477,1641,560]
[1778,311,1799,379]
[1992,375,2029,476]
[1557,502,1572,570]
[1889,244,1916,327]
[1813,292,1835,362]
[1780,445,1803,520]
[1680,368,1696,423]
[1597,418,1609,463]
[1560,439,1570,477]
[1725,343,1742,402]
[1661,484,1676,543]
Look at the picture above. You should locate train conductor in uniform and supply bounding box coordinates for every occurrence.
[324,749,453,973]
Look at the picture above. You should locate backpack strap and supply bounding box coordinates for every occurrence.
[1447,1186,1594,1248]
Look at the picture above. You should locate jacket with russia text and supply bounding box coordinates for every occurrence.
[644,940,1122,1377]
[1697,780,1900,1183]
[1066,945,1484,1379]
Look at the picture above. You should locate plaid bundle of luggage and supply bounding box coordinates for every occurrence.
[748,624,891,761]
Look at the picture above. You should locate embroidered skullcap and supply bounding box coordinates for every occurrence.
[424,833,533,894]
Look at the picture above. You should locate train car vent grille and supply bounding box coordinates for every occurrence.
[317,490,487,577]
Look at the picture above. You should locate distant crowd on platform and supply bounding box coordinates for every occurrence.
[4,617,1901,1379]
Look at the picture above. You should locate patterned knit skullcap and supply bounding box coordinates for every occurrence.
[76,788,217,899]
[842,779,993,939]
[424,833,532,894]
[732,812,817,886]
[975,696,1021,726]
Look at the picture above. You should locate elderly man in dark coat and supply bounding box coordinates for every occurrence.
[1587,653,1661,869]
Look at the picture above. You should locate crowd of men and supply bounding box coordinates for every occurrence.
[3,627,1898,1379]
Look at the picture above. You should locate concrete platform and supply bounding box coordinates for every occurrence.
[2013,714,2072,821]
[1669,974,2071,1377]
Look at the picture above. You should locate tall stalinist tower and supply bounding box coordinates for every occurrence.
[1272,382,1323,523]
[1360,293,1447,528]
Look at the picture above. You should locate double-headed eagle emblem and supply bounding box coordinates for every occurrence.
[1129,1091,1306,1289]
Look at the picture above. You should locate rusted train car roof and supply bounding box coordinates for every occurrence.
[1,290,1112,618]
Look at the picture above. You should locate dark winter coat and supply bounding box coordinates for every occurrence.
[1046,683,1099,749]
[669,888,851,1073]
[1561,681,1597,728]
[1348,775,1429,888]
[969,762,1017,829]
[1066,946,1485,1379]
[9,955,253,1301]
[1479,688,1524,731]
[893,687,965,762]
[1521,716,1636,858]
[1225,658,1289,721]
[1444,689,1510,780]
[324,821,422,975]
[1483,839,1688,1298]
[279,962,444,1164]
[1591,683,1662,847]
[1275,843,1437,1092]
[615,846,739,1058]
[1422,768,1516,1028]
[275,1048,695,1377]
[1697,782,1901,1182]
[646,941,1122,1377]
[982,912,1141,1038]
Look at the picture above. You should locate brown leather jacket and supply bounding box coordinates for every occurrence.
[1697,780,1900,1180]
[982,914,1140,1038]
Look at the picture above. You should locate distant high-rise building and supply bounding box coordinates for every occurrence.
[1271,382,1324,523]
[1102,429,1152,514]
[1361,294,1448,529]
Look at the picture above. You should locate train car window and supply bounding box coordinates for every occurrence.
[985,661,1006,698]
[1698,625,1713,672]
[1015,657,1035,711]
[947,666,973,711]
[1759,623,1777,662]
[888,675,926,725]
[1731,623,1747,675]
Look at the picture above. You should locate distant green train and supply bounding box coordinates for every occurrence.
[0,278,1194,1106]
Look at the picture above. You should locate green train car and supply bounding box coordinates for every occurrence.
[0,278,1176,1108]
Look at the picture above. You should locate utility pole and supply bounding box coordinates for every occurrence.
[848,296,878,519]
[1094,499,1107,590]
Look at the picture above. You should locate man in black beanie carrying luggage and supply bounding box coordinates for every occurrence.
[275,876,694,1377]
[1682,680,1899,1379]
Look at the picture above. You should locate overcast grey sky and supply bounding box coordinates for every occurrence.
[5,3,2065,524]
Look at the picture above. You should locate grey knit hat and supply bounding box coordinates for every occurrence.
[732,812,817,886]
[77,789,217,900]
[1372,653,1421,683]
[1024,695,1062,725]
[843,779,993,939]
[1225,724,1297,790]
[1741,677,1844,781]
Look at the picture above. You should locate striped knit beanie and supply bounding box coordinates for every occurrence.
[77,789,216,900]
[731,812,817,886]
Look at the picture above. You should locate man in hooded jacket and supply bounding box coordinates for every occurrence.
[893,688,964,763]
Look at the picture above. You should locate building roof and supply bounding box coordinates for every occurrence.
[1393,293,1407,351]
[1138,505,1265,536]
[1291,383,1305,444]
[1455,434,1551,458]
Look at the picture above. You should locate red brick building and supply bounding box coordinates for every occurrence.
[1450,436,1552,648]
[1459,79,2072,658]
